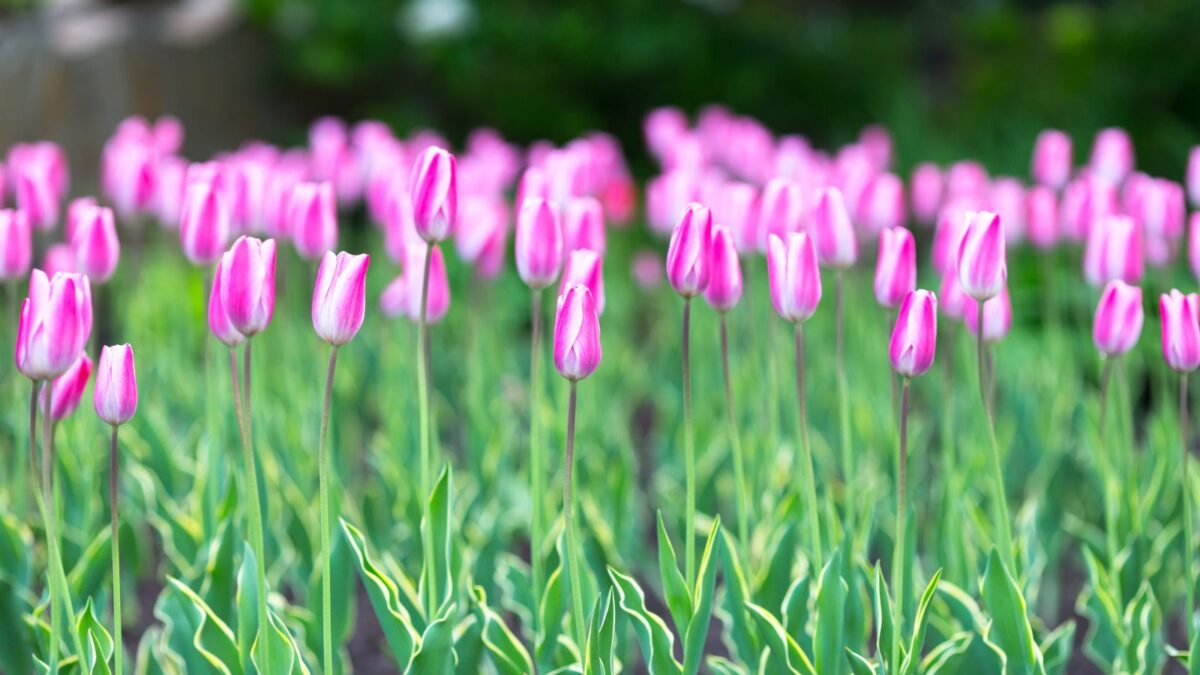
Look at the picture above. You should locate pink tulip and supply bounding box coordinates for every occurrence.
[767,232,822,323]
[858,172,906,236]
[875,227,916,308]
[218,236,276,337]
[666,202,713,297]
[1060,173,1117,242]
[931,202,970,276]
[1083,214,1143,287]
[154,156,188,229]
[989,178,1027,243]
[553,284,602,381]
[704,226,742,312]
[759,178,805,244]
[0,209,32,281]
[180,181,231,266]
[646,170,700,235]
[516,197,563,290]
[559,249,606,315]
[716,182,761,253]
[945,161,990,202]
[0,162,6,206]
[409,146,457,242]
[42,244,77,278]
[1189,213,1200,283]
[1189,147,1200,208]
[938,273,970,320]
[94,344,138,426]
[1161,290,1200,372]
[15,270,92,380]
[645,107,690,161]
[72,205,120,283]
[1032,129,1072,189]
[962,288,1012,344]
[811,187,857,269]
[562,196,606,255]
[1090,128,1134,186]
[107,142,158,219]
[516,166,549,215]
[1133,178,1186,242]
[889,289,937,377]
[208,258,244,347]
[859,125,893,171]
[288,182,339,260]
[312,251,370,345]
[455,196,509,279]
[911,163,944,224]
[43,351,92,421]
[957,211,1006,301]
[1093,280,1143,357]
[14,160,61,231]
[631,250,663,291]
[66,197,99,243]
[1026,186,1059,249]
[380,247,450,323]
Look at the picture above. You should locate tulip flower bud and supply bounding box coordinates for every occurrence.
[1032,129,1072,190]
[0,209,32,281]
[1026,185,1059,249]
[910,163,944,224]
[516,197,563,290]
[889,289,937,377]
[553,284,602,382]
[563,196,606,255]
[94,344,138,426]
[312,251,370,346]
[381,247,450,323]
[945,161,989,202]
[1161,289,1200,372]
[288,182,339,260]
[1189,213,1200,283]
[180,181,231,266]
[108,142,158,219]
[931,201,970,276]
[767,232,822,323]
[409,146,457,242]
[1083,214,1143,287]
[716,182,761,253]
[858,172,906,236]
[16,270,93,381]
[516,166,549,215]
[1189,146,1200,209]
[154,156,188,230]
[72,205,120,283]
[956,211,1007,301]
[14,160,61,231]
[455,196,509,279]
[811,187,857,268]
[218,236,276,337]
[666,202,714,297]
[66,196,99,244]
[759,177,805,244]
[1093,280,1143,357]
[875,227,916,308]
[989,178,1027,244]
[42,244,77,278]
[962,288,1012,344]
[208,258,245,347]
[704,226,742,312]
[559,247,606,315]
[43,352,92,421]
[1090,128,1134,186]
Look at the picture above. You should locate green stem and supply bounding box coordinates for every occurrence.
[1098,359,1120,582]
[1183,371,1194,644]
[417,240,437,617]
[529,287,545,630]
[110,425,123,675]
[318,346,340,675]
[794,324,822,569]
[564,381,587,652]
[940,323,964,581]
[719,314,750,559]
[682,297,696,588]
[891,378,911,673]
[238,340,272,675]
[835,270,853,535]
[977,299,1015,572]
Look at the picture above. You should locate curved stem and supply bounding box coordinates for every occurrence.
[239,340,272,675]
[1183,372,1194,644]
[682,298,696,588]
[417,240,437,617]
[891,378,911,673]
[977,299,1015,572]
[318,346,340,675]
[529,287,545,629]
[795,324,822,569]
[835,271,853,535]
[563,381,587,652]
[110,425,123,675]
[720,314,750,558]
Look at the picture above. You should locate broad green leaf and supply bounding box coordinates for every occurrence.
[845,648,877,675]
[900,569,943,675]
[251,607,310,675]
[407,604,457,675]
[160,576,243,675]
[473,586,533,675]
[782,574,812,657]
[202,520,238,625]
[759,524,798,611]
[683,516,721,675]
[340,519,420,668]
[421,467,453,615]
[815,551,847,675]
[77,598,115,675]
[537,557,566,672]
[980,550,1041,675]
[705,655,748,675]
[745,602,815,675]
[608,566,682,674]
[657,511,693,635]
[68,528,114,606]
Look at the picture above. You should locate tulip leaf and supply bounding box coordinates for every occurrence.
[406,603,458,675]
[537,553,566,672]
[76,597,115,675]
[421,466,454,615]
[585,589,617,675]
[845,647,878,675]
[980,549,1041,675]
[899,568,943,675]
[608,565,683,674]
[717,527,759,664]
[160,576,243,675]
[340,519,421,668]
[0,577,34,675]
[251,607,310,675]
[656,511,693,634]
[472,585,533,675]
[872,564,897,674]
[814,550,847,675]
[921,632,975,674]
[782,573,813,658]
[744,602,816,675]
[683,516,721,675]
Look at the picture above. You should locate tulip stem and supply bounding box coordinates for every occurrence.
[794,324,822,569]
[682,297,696,589]
[529,287,545,628]
[835,270,853,535]
[977,299,1015,572]
[1183,372,1194,644]
[1097,359,1120,575]
[318,345,339,675]
[417,240,437,617]
[237,340,272,675]
[719,314,750,558]
[110,425,123,675]
[891,378,911,673]
[563,380,587,652]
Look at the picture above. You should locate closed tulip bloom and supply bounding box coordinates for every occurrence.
[1083,214,1143,287]
[767,232,822,323]
[889,289,937,377]
[759,177,805,243]
[42,244,77,278]
[516,166,549,214]
[516,197,564,289]
[154,156,188,229]
[1189,213,1200,282]
[289,182,339,260]
[14,161,61,231]
[559,249,606,315]
[66,196,99,243]
[43,352,92,421]
[1161,290,1200,372]
[938,273,970,320]
[0,209,32,281]
[208,258,244,347]
[704,226,742,312]
[0,162,6,206]
[989,178,1027,243]
[1090,128,1134,186]
[666,202,714,297]
[931,202,970,276]
[957,211,1007,301]
[94,344,138,426]
[1093,280,1143,356]
[219,236,276,337]
[1026,185,1059,249]
[945,161,990,202]
[312,251,370,345]
[858,172,906,236]
[16,270,92,380]
[911,162,944,224]
[717,182,761,253]
[1189,146,1200,208]
[180,181,231,265]
[455,196,508,277]
[563,196,606,255]
[811,187,857,268]
[875,227,916,308]
[72,205,120,283]
[409,146,457,242]
[553,284,602,381]
[1032,129,1072,189]
[108,142,158,219]
[962,288,1012,343]
[381,247,451,323]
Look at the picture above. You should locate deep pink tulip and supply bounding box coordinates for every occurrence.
[811,187,857,269]
[1189,213,1200,283]
[94,344,138,426]
[516,197,563,290]
[218,236,276,337]
[180,181,231,266]
[989,178,1027,243]
[962,288,1012,344]
[1189,146,1200,208]
[288,182,339,260]
[208,258,244,347]
[704,226,742,312]
[43,352,92,421]
[72,205,120,283]
[1093,280,1143,357]
[759,177,805,244]
[911,162,944,224]
[15,270,92,381]
[931,202,970,276]
[889,289,937,377]
[1032,129,1072,189]
[455,196,508,279]
[1090,128,1134,186]
[1026,186,1059,249]
[42,244,77,278]
[1083,214,1143,287]
[858,172,906,236]
[938,273,970,320]
[1161,290,1200,372]
[767,232,822,323]
[0,209,32,281]
[313,251,370,345]
[409,146,457,242]
[875,226,916,308]
[666,202,714,297]
[563,196,606,255]
[956,211,1007,301]
[553,284,602,381]
[559,249,606,315]
[516,166,549,215]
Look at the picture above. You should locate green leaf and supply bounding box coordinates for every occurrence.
[717,528,758,664]
[537,555,566,672]
[657,511,693,635]
[1039,621,1075,675]
[608,566,682,674]
[77,598,115,675]
[472,586,533,675]
[68,528,115,606]
[845,647,877,675]
[705,655,748,675]
[0,577,34,675]
[160,576,243,675]
[340,519,421,669]
[745,602,816,675]
[251,607,310,675]
[921,633,974,674]
[900,569,943,675]
[202,521,238,624]
[815,551,848,675]
[585,590,616,675]
[407,604,457,675]
[421,467,454,615]
[683,516,721,675]
[872,565,897,674]
[980,549,1041,675]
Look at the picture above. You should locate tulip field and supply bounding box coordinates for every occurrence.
[5,110,1200,675]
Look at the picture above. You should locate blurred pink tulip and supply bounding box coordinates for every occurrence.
[704,226,742,312]
[559,249,606,315]
[180,181,231,266]
[1026,186,1059,249]
[859,125,893,171]
[858,172,906,236]
[910,162,944,224]
[646,170,699,235]
[208,258,245,347]
[631,250,663,291]
[1133,178,1186,242]
[43,351,92,421]
[14,160,61,231]
[716,182,761,253]
[1060,173,1117,242]
[0,162,6,206]
[945,161,989,202]
[94,344,138,426]
[312,251,370,345]
[957,211,1006,301]
[107,142,158,219]
[962,288,1012,344]
[1032,129,1072,190]
[938,273,970,320]
[1189,147,1200,208]
[15,270,92,380]
[889,289,937,377]
[767,232,822,323]
[562,196,606,255]
[989,178,1027,243]
[0,209,32,281]
[666,202,713,297]
[1093,280,1143,357]
[1090,128,1134,186]
[645,107,690,161]
[154,156,189,229]
[1189,213,1200,283]
[72,205,120,283]
[42,244,77,278]
[1161,289,1200,372]
[516,197,563,290]
[66,196,99,244]
[218,236,276,337]
[931,201,970,276]
[409,146,457,242]
[759,177,805,245]
[553,284,602,381]
[516,166,549,215]
[1083,214,1143,287]
[811,187,857,268]
[455,196,509,279]
[288,182,338,260]
[875,227,916,308]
